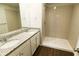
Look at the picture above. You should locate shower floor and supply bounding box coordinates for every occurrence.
[41,37,74,53]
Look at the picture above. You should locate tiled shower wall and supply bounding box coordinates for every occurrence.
[45,4,73,39]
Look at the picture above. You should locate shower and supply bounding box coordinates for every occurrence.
[42,3,75,53]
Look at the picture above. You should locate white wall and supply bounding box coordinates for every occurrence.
[19,3,31,27]
[19,3,43,28]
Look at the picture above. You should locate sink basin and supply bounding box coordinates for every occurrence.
[0,39,20,49]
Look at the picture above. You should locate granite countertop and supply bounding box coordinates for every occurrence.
[0,28,40,56]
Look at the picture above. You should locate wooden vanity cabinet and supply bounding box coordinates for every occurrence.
[8,32,40,56]
[8,39,31,56]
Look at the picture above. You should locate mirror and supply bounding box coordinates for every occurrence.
[0,3,22,34]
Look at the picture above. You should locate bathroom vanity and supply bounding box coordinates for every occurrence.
[0,28,40,56]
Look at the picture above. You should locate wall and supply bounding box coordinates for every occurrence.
[19,3,43,28]
[68,4,79,49]
[45,4,73,39]
[19,3,31,27]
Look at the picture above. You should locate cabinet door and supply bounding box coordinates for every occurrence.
[8,47,21,56]
[30,36,37,55]
[22,39,31,56]
[36,32,40,47]
[8,40,31,56]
